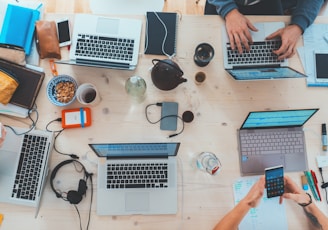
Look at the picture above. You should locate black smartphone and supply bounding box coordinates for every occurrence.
[160,102,178,131]
[265,165,284,198]
[56,18,71,47]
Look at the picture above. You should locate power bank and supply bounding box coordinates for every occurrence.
[160,102,178,131]
[61,107,91,128]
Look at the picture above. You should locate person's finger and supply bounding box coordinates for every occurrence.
[228,32,236,51]
[266,30,281,40]
[233,34,243,54]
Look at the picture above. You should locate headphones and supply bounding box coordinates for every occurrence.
[50,159,92,205]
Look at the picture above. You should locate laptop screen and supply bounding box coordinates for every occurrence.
[89,142,180,158]
[241,109,318,129]
[227,67,306,81]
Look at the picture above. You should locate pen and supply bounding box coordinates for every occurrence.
[304,171,320,201]
[322,124,327,151]
[311,170,322,201]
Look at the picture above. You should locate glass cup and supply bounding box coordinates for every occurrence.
[125,76,147,102]
[195,152,222,175]
[194,43,215,67]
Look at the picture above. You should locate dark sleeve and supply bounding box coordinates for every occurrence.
[290,0,324,32]
[207,0,238,18]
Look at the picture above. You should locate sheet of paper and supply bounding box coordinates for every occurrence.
[299,24,328,87]
[233,176,288,230]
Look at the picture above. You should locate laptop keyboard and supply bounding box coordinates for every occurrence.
[107,162,168,189]
[11,134,48,201]
[227,40,284,65]
[75,33,135,61]
[240,130,304,155]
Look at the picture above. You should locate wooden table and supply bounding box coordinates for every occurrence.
[1,14,328,230]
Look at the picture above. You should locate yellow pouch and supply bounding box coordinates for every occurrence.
[0,68,19,104]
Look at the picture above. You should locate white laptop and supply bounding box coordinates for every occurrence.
[222,22,306,80]
[57,14,142,70]
[0,126,54,216]
[88,142,180,215]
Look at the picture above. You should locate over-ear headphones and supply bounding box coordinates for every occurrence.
[50,159,91,205]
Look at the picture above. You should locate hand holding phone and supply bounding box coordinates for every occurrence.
[265,165,284,198]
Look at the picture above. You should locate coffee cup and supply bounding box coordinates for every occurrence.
[76,83,101,106]
[195,71,206,84]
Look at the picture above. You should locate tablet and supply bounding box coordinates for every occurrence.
[314,50,328,83]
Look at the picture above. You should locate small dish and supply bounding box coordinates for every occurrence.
[46,75,78,106]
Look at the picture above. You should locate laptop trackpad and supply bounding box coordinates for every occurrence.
[125,192,149,212]
[97,18,119,34]
[0,150,17,176]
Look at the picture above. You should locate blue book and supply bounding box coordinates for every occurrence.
[0,4,40,55]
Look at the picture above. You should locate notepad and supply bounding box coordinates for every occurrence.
[0,4,40,55]
[233,176,288,230]
[144,12,178,56]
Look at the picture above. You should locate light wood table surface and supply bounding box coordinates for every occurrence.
[1,14,328,230]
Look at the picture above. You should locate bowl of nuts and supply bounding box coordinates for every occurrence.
[46,75,78,106]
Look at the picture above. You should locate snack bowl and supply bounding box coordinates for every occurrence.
[46,75,78,106]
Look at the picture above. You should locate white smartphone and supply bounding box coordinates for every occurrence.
[56,18,71,47]
[313,50,328,83]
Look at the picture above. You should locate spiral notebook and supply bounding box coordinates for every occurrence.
[144,12,178,56]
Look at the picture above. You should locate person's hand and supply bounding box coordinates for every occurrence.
[0,123,6,147]
[243,176,265,208]
[266,24,302,60]
[280,175,311,205]
[225,9,258,53]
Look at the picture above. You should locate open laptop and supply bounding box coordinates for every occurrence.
[222,22,306,80]
[238,109,318,175]
[0,126,54,216]
[88,142,180,215]
[57,14,142,70]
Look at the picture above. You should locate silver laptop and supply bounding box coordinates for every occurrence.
[57,14,142,70]
[238,109,318,175]
[222,22,306,80]
[88,142,180,215]
[0,126,54,216]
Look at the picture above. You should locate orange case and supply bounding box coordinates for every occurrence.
[61,107,91,128]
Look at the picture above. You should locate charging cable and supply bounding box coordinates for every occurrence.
[145,103,184,138]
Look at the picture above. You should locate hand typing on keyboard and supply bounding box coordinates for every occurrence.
[216,1,322,60]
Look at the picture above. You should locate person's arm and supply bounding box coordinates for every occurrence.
[207,0,238,19]
[289,0,324,33]
[207,0,258,53]
[282,175,328,229]
[213,176,265,230]
[266,0,324,59]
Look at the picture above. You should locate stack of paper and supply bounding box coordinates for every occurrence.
[297,24,328,87]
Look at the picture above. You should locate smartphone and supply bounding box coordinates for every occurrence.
[265,165,284,198]
[313,50,328,83]
[160,102,178,131]
[56,19,71,47]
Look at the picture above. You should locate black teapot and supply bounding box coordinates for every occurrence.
[151,59,187,91]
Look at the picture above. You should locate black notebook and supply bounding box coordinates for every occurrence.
[0,59,45,109]
[145,12,178,56]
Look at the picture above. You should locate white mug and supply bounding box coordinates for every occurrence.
[76,83,101,106]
